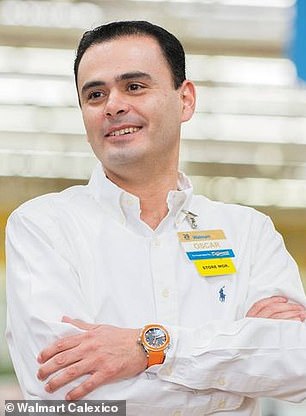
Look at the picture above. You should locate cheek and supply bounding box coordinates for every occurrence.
[82,110,101,136]
[163,92,182,115]
[148,96,176,125]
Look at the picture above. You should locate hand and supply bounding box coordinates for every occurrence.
[37,317,147,400]
[246,296,306,322]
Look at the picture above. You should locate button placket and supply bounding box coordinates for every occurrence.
[150,234,178,324]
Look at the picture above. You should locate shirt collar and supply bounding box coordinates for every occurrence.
[87,162,193,228]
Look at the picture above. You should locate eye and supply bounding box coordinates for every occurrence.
[88,90,106,101]
[127,83,144,92]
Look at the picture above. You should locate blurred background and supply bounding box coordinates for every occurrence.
[0,0,306,414]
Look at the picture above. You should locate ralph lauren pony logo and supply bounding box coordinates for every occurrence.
[219,286,226,303]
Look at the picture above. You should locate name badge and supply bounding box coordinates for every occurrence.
[178,230,236,277]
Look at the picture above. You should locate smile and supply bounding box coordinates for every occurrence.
[108,127,141,137]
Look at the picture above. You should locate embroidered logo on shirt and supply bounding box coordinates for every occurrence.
[219,286,226,303]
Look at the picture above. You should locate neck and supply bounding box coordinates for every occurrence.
[104,163,179,230]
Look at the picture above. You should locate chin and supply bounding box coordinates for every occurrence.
[102,149,147,166]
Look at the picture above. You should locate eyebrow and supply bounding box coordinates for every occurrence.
[117,71,151,82]
[81,71,152,97]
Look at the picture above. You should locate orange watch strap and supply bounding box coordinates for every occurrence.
[147,350,165,367]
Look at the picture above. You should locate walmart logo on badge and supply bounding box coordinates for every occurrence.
[187,249,235,261]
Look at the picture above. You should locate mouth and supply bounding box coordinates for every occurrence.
[105,126,142,138]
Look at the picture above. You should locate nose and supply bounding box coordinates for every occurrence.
[104,91,129,118]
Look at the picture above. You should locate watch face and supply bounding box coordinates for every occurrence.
[145,327,167,349]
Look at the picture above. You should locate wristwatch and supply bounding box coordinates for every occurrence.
[138,324,170,367]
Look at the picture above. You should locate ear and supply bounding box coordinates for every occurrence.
[180,80,196,123]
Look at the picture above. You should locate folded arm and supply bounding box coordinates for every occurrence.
[6,208,306,403]
[35,296,306,401]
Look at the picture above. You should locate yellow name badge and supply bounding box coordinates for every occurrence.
[194,258,236,277]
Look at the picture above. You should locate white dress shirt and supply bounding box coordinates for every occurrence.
[6,163,306,416]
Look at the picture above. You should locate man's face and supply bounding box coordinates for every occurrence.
[77,35,194,172]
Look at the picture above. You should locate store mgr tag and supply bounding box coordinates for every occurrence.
[177,230,237,277]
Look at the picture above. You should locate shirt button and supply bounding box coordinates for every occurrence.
[218,377,226,387]
[126,198,134,206]
[218,399,226,409]
[153,238,161,247]
[162,288,169,298]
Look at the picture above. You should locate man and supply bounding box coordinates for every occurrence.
[6,21,306,415]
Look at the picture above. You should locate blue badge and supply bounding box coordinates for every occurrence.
[186,249,235,261]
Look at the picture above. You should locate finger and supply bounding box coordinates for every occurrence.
[269,311,305,321]
[37,348,82,381]
[66,373,101,401]
[45,361,89,394]
[256,303,305,318]
[62,316,100,331]
[247,296,288,317]
[38,334,82,364]
[248,304,305,319]
[300,311,306,322]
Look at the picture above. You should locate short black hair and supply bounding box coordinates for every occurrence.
[74,20,186,93]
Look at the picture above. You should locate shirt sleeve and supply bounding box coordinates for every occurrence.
[5,208,94,399]
[158,318,306,402]
[6,204,306,405]
[245,215,306,310]
[157,214,306,403]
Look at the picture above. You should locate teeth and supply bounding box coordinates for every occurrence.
[109,127,139,137]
